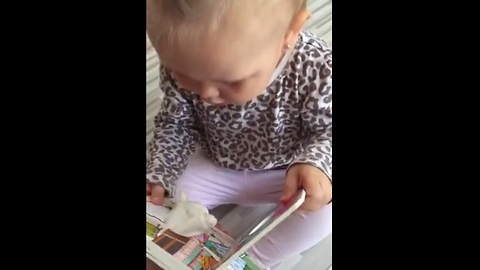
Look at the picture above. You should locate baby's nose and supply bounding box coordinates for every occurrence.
[197,84,219,100]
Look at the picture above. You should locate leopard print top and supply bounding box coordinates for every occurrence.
[147,31,332,197]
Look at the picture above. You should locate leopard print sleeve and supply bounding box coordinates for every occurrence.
[146,65,199,197]
[290,42,332,181]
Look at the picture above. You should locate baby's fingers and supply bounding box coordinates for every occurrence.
[146,184,152,202]
[299,178,325,211]
[150,185,165,205]
[299,197,321,211]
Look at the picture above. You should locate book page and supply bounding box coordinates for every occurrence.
[213,190,306,270]
[147,202,171,223]
[146,202,263,270]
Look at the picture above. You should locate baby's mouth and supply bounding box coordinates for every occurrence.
[204,99,226,106]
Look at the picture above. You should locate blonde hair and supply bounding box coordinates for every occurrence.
[147,0,306,52]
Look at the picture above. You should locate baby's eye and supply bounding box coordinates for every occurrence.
[220,80,245,92]
[172,72,195,83]
[226,80,243,87]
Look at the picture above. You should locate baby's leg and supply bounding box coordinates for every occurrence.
[234,169,333,268]
[174,152,332,268]
[173,150,251,209]
[248,204,332,268]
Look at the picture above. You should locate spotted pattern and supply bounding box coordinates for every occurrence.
[147,31,332,196]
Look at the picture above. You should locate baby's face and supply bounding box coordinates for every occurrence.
[155,26,286,105]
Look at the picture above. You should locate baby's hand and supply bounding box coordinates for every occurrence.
[146,183,165,205]
[281,164,332,211]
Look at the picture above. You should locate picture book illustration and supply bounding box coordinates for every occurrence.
[146,201,260,270]
[146,190,306,270]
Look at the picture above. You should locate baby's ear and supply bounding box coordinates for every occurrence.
[285,9,311,44]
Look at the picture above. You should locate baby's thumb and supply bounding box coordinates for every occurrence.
[280,173,299,202]
[150,185,165,205]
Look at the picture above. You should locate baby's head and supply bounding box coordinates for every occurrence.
[147,0,309,105]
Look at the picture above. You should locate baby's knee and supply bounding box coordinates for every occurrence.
[247,204,332,267]
[300,203,333,240]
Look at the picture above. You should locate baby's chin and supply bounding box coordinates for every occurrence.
[204,98,252,107]
[203,89,265,106]
[202,98,226,106]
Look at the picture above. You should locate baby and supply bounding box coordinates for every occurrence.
[146,0,332,268]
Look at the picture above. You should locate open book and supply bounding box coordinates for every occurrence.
[146,190,306,270]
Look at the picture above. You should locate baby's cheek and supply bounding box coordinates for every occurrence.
[177,81,196,91]
[238,85,263,100]
[222,91,250,103]
[172,76,197,91]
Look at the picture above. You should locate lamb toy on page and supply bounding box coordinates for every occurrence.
[164,192,218,237]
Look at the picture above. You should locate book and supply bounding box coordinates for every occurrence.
[146,189,306,270]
